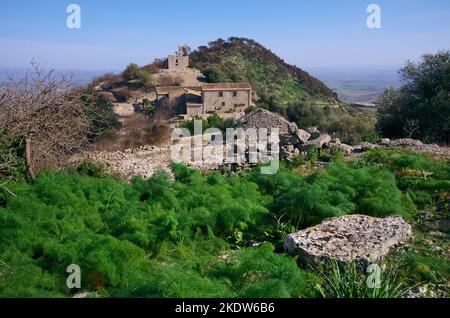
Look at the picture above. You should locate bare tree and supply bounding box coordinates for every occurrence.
[0,62,93,180]
[404,119,420,138]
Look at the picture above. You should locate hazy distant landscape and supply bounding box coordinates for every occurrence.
[308,67,402,105]
[0,68,116,87]
[1,67,402,106]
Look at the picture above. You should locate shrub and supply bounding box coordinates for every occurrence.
[122,63,141,81]
[313,260,409,298]
[306,146,319,163]
[137,70,154,87]
[70,161,108,178]
[325,116,378,145]
[181,114,237,134]
[401,252,450,285]
[377,51,450,144]
[286,102,325,129]
[112,87,132,103]
[329,148,344,162]
[83,92,121,141]
[204,67,224,83]
[210,243,320,298]
[251,162,415,229]
[90,73,119,88]
[158,75,183,86]
[143,123,171,145]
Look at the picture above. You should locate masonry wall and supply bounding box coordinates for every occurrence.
[168,55,189,71]
[202,90,251,114]
[186,103,203,117]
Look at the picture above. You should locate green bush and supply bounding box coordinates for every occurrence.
[1,150,444,298]
[403,252,450,284]
[325,116,378,145]
[181,114,237,134]
[313,260,408,298]
[122,63,141,81]
[70,161,108,178]
[210,243,320,298]
[377,51,450,144]
[252,162,415,229]
[204,67,225,83]
[121,63,154,87]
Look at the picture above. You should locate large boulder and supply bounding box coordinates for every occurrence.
[288,122,299,134]
[295,129,312,144]
[280,134,300,145]
[328,142,354,155]
[284,214,412,266]
[306,134,331,148]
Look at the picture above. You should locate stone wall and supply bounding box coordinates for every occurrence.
[168,54,189,72]
[186,103,203,117]
[202,90,251,114]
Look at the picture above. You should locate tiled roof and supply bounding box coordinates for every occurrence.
[202,82,251,90]
[156,86,201,95]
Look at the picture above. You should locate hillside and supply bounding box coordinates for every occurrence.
[189,37,340,109]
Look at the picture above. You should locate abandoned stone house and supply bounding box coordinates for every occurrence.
[156,83,252,119]
[156,45,253,119]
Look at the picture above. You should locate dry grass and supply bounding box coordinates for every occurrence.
[90,114,171,152]
[158,74,183,86]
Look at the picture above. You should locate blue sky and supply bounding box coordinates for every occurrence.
[0,0,449,70]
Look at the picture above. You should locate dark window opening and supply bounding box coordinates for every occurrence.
[219,91,223,97]
[233,91,237,97]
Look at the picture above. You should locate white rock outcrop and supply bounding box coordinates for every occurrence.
[284,214,412,266]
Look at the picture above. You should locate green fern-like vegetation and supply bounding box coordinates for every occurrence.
[0,149,448,298]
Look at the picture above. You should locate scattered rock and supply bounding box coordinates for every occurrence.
[280,134,300,145]
[360,142,377,151]
[288,122,299,134]
[331,137,341,145]
[307,134,332,148]
[240,108,291,135]
[307,127,319,134]
[329,142,354,155]
[295,129,312,144]
[406,285,428,298]
[389,138,423,147]
[284,214,412,266]
[378,138,391,146]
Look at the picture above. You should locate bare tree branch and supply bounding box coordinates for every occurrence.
[0,62,94,179]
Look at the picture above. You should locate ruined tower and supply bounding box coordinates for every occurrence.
[168,44,190,72]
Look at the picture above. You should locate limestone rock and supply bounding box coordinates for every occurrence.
[307,127,319,134]
[306,134,331,148]
[378,138,391,146]
[329,143,354,155]
[288,122,299,134]
[389,138,423,147]
[280,134,300,145]
[284,214,412,266]
[360,142,377,151]
[295,129,312,144]
[331,137,341,145]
